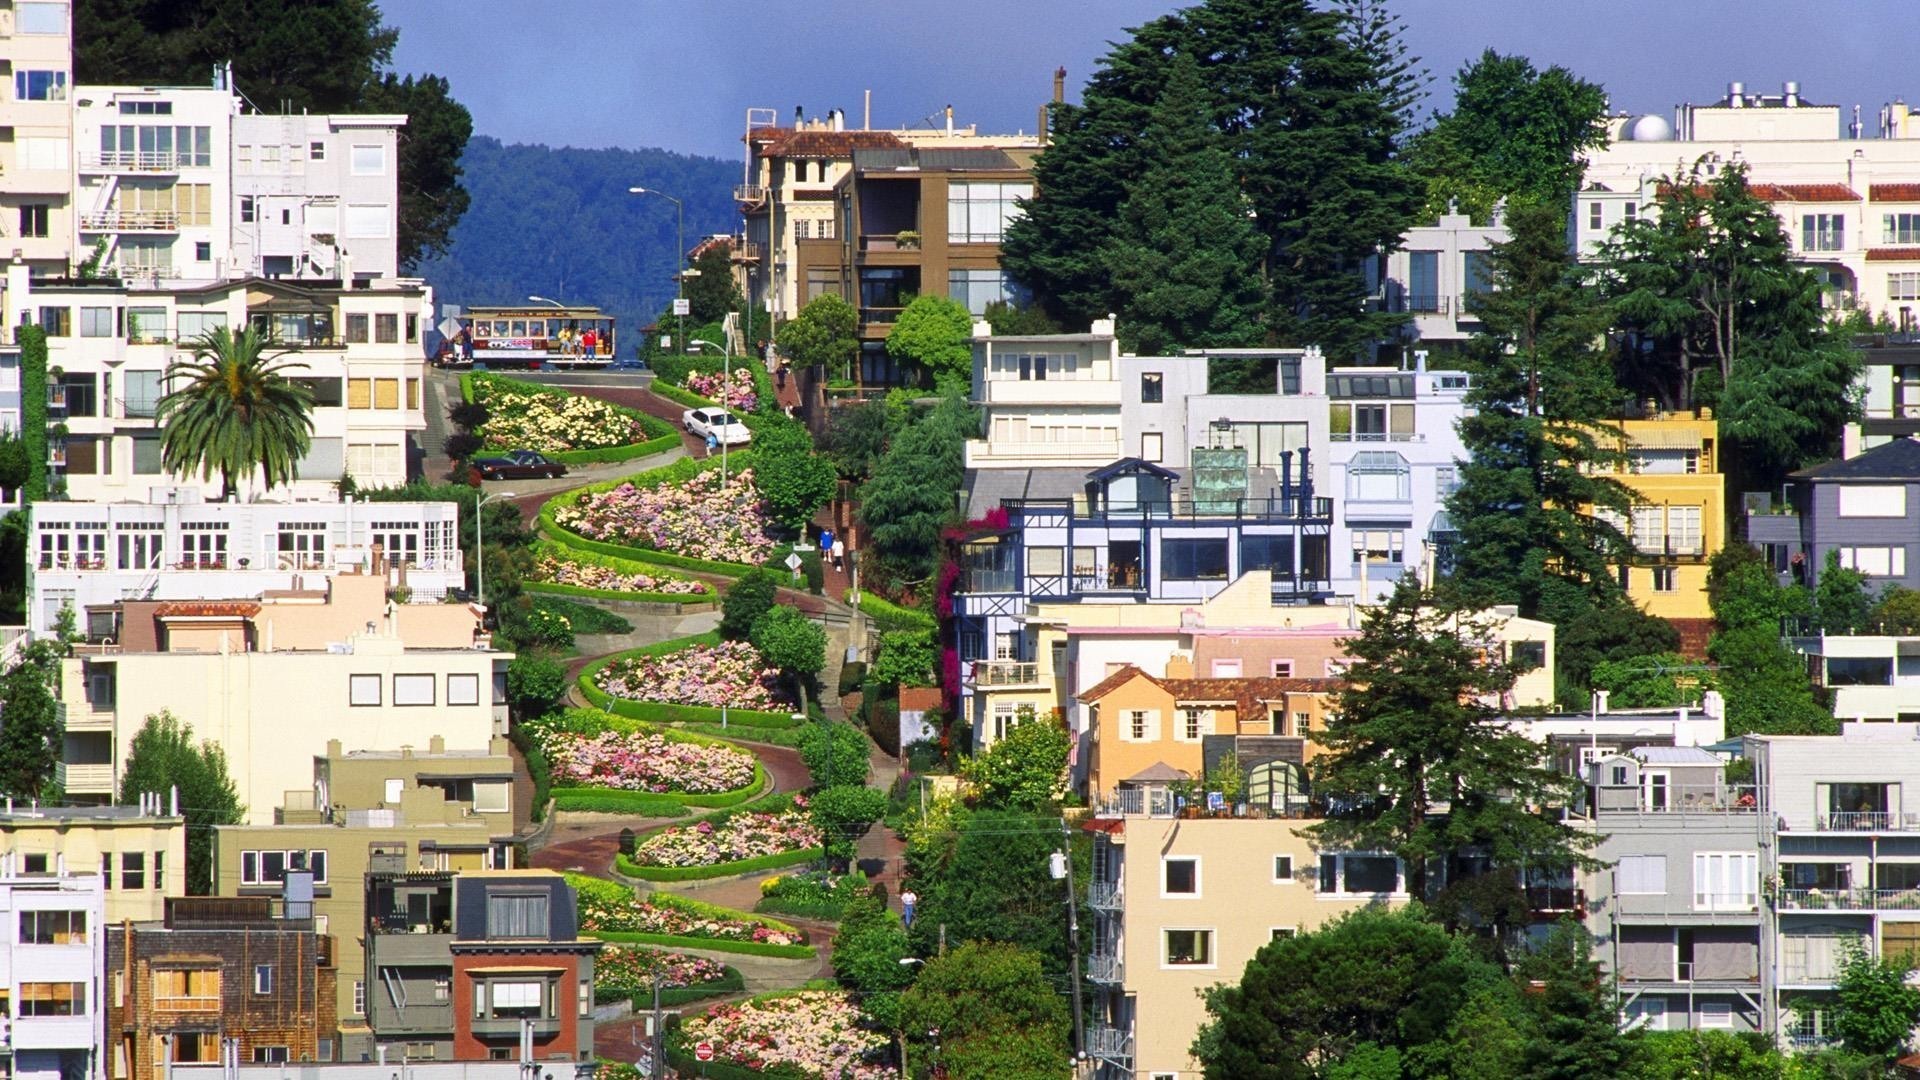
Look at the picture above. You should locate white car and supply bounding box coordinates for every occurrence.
[683,406,752,447]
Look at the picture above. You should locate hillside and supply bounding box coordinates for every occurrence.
[417,136,741,341]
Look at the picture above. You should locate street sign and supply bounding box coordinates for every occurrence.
[672,298,691,316]
[694,1042,715,1062]
[784,552,803,571]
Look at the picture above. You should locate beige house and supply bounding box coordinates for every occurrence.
[214,737,521,1027]
[59,572,508,820]
[0,803,186,922]
[1086,809,1407,1079]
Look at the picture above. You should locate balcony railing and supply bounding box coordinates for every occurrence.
[959,569,1018,594]
[78,151,190,172]
[1087,950,1122,985]
[730,240,763,262]
[1815,811,1920,832]
[1776,888,1920,912]
[1085,1023,1134,1063]
[1005,494,1335,524]
[733,184,768,206]
[1093,788,1318,821]
[54,762,115,794]
[860,306,904,325]
[859,235,921,253]
[1590,784,1757,815]
[1525,885,1586,914]
[80,210,179,231]
[1331,431,1422,442]
[1087,880,1121,911]
[970,660,1043,687]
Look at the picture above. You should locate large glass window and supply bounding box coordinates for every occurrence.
[20,909,87,944]
[1163,929,1213,967]
[1162,539,1229,581]
[1803,214,1845,253]
[486,892,550,939]
[1885,214,1920,245]
[1406,251,1439,311]
[1693,852,1757,912]
[946,181,1032,243]
[947,269,1024,315]
[16,4,69,35]
[1826,656,1893,686]
[1347,451,1410,501]
[14,70,68,101]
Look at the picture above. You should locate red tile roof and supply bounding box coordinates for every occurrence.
[1075,666,1344,716]
[1866,248,1920,261]
[1077,664,1155,703]
[1751,183,1860,202]
[756,129,906,158]
[153,601,260,619]
[1871,184,1920,202]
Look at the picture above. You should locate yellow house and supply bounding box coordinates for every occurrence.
[0,803,187,922]
[1593,412,1724,647]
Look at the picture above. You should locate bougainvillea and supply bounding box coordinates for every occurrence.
[547,731,756,794]
[592,640,791,710]
[552,468,778,564]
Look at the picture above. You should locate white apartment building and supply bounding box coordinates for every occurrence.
[27,495,464,634]
[8,266,431,501]
[231,111,404,282]
[72,83,233,285]
[1574,82,1920,323]
[1375,207,1503,357]
[0,868,107,1080]
[0,0,77,276]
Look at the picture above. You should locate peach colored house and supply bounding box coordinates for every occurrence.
[1080,661,1341,801]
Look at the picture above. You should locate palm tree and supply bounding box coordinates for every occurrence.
[156,324,316,499]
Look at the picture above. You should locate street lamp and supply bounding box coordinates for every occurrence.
[526,295,565,308]
[629,186,686,355]
[474,490,517,614]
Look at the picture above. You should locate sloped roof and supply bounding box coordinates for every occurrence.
[1631,746,1721,765]
[1123,762,1192,783]
[1794,437,1920,481]
[853,147,1021,172]
[1866,248,1920,261]
[1871,184,1920,202]
[1751,183,1861,202]
[1077,665,1156,704]
[1086,457,1178,483]
[153,601,260,619]
[755,128,905,158]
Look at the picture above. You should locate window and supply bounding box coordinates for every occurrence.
[1271,660,1294,677]
[19,982,85,1017]
[1803,214,1845,252]
[1588,202,1603,231]
[345,204,391,238]
[16,3,68,34]
[1163,538,1229,581]
[1319,853,1403,896]
[1886,214,1920,244]
[1278,357,1302,395]
[1618,854,1667,895]
[1350,530,1405,567]
[1700,1002,1734,1029]
[1273,855,1295,883]
[1347,451,1411,501]
[240,195,256,224]
[1838,546,1908,578]
[254,964,274,994]
[448,672,480,706]
[1124,709,1156,742]
[354,981,366,1016]
[1141,432,1163,462]
[351,144,387,174]
[23,853,49,875]
[349,674,381,706]
[345,314,369,343]
[947,181,1032,243]
[1163,928,1214,967]
[1624,201,1638,222]
[1178,708,1211,742]
[118,100,171,115]
[1435,465,1461,498]
[485,980,545,1017]
[1838,485,1907,518]
[487,892,550,938]
[121,851,145,890]
[38,307,72,337]
[1693,852,1758,912]
[20,137,66,171]
[154,851,166,892]
[1140,372,1164,403]
[20,909,87,944]
[81,307,116,338]
[19,204,50,239]
[14,70,69,101]
[1407,250,1439,311]
[253,1048,290,1065]
[1211,659,1241,678]
[310,141,327,161]
[393,673,435,706]
[177,310,227,339]
[101,853,113,889]
[1826,656,1893,686]
[1652,566,1677,592]
[1163,857,1199,896]
[376,313,400,343]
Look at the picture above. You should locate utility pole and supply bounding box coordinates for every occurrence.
[649,977,665,1080]
[1056,819,1087,1068]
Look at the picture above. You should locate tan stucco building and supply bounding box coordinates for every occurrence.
[0,803,186,922]
[58,572,509,818]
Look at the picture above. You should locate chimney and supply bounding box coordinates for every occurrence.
[429,735,445,754]
[1785,81,1801,108]
[1728,81,1745,108]
[794,105,803,126]
[945,104,954,135]
[1595,689,1611,714]
[1053,66,1066,104]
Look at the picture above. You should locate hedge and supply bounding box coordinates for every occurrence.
[845,589,938,631]
[576,645,805,728]
[616,845,822,883]
[538,455,771,578]
[587,929,815,960]
[596,964,745,1009]
[550,760,768,811]
[527,541,718,604]
[677,723,809,748]
[551,792,689,816]
[462,371,679,462]
[753,896,856,921]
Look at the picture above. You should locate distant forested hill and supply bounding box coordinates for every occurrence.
[417,136,740,339]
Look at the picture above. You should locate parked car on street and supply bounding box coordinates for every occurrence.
[682,407,753,447]
[470,449,568,481]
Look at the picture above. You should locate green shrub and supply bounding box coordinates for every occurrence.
[845,589,937,631]
[553,791,688,816]
[720,569,780,640]
[509,726,553,822]
[838,662,868,696]
[530,594,634,635]
[866,694,902,757]
[799,720,872,789]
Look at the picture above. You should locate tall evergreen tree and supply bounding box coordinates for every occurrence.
[1306,578,1596,904]
[1103,54,1266,355]
[1705,545,1834,736]
[682,243,745,327]
[1602,162,1860,493]
[1515,922,1639,1079]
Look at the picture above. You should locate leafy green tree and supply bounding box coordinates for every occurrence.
[1815,550,1874,635]
[683,243,745,326]
[1192,906,1509,1078]
[1449,199,1632,623]
[1706,546,1833,736]
[1307,578,1594,906]
[857,392,974,590]
[1589,651,1709,709]
[750,607,827,715]
[799,720,871,790]
[118,712,244,894]
[898,942,1071,1080]
[981,301,1062,336]
[0,636,65,798]
[809,785,887,864]
[902,808,1086,984]
[1516,921,1637,1080]
[959,708,1068,812]
[1438,986,1530,1079]
[821,399,894,481]
[719,568,780,641]
[870,629,937,688]
[1102,53,1265,355]
[830,891,914,994]
[0,434,32,494]
[1405,51,1610,223]
[748,418,836,529]
[157,326,315,498]
[1603,163,1860,493]
[776,294,860,380]
[1633,1030,1796,1080]
[885,295,974,393]
[1825,942,1920,1061]
[505,653,568,722]
[1873,587,1920,635]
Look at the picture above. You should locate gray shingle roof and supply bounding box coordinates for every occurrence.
[1794,437,1920,481]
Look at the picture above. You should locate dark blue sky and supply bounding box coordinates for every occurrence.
[382,0,1920,162]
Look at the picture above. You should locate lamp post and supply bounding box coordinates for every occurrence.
[526,295,565,308]
[895,960,928,1079]
[474,490,517,615]
[630,186,685,355]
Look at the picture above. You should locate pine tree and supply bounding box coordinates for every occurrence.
[1515,922,1639,1080]
[1103,54,1266,355]
[1305,578,1596,904]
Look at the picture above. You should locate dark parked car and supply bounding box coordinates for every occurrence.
[470,449,567,481]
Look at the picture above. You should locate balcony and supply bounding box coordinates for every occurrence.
[1525,885,1586,917]
[1590,784,1757,816]
[968,660,1044,688]
[729,240,763,262]
[80,210,179,232]
[982,377,1123,407]
[1776,887,1920,912]
[57,701,114,732]
[1087,949,1122,985]
[733,184,768,207]
[1087,880,1122,911]
[1625,962,1760,986]
[1331,431,1424,443]
[1813,811,1920,832]
[1091,788,1317,821]
[1085,1023,1134,1065]
[859,307,903,326]
[54,762,115,795]
[78,151,186,173]
[470,1015,561,1039]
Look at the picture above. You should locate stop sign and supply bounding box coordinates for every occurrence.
[694,1042,715,1062]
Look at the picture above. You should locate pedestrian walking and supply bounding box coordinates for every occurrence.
[900,889,917,928]
[705,430,719,458]
[820,527,833,555]
[831,536,846,571]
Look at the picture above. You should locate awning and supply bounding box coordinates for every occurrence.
[1626,428,1702,450]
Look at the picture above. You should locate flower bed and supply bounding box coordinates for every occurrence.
[684,368,758,412]
[678,991,896,1080]
[569,874,812,957]
[593,639,789,711]
[631,806,821,869]
[755,869,869,921]
[550,466,778,566]
[529,549,709,599]
[594,946,739,1007]
[471,375,647,453]
[549,730,755,795]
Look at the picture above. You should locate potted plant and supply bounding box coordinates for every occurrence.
[895,230,921,250]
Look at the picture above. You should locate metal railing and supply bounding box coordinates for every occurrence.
[1094,788,1177,819]
[1087,880,1121,910]
[1085,1023,1134,1062]
[1816,811,1920,832]
[1086,950,1122,984]
[1591,783,1757,815]
[1005,494,1335,523]
[970,660,1042,687]
[80,210,179,231]
[860,306,904,325]
[1776,888,1920,912]
[733,184,768,205]
[1331,431,1422,442]
[79,151,193,172]
[1525,885,1585,913]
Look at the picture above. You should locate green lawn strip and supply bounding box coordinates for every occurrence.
[677,724,808,749]
[552,792,689,816]
[461,370,677,460]
[844,588,937,631]
[615,845,821,883]
[528,594,635,635]
[586,930,814,960]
